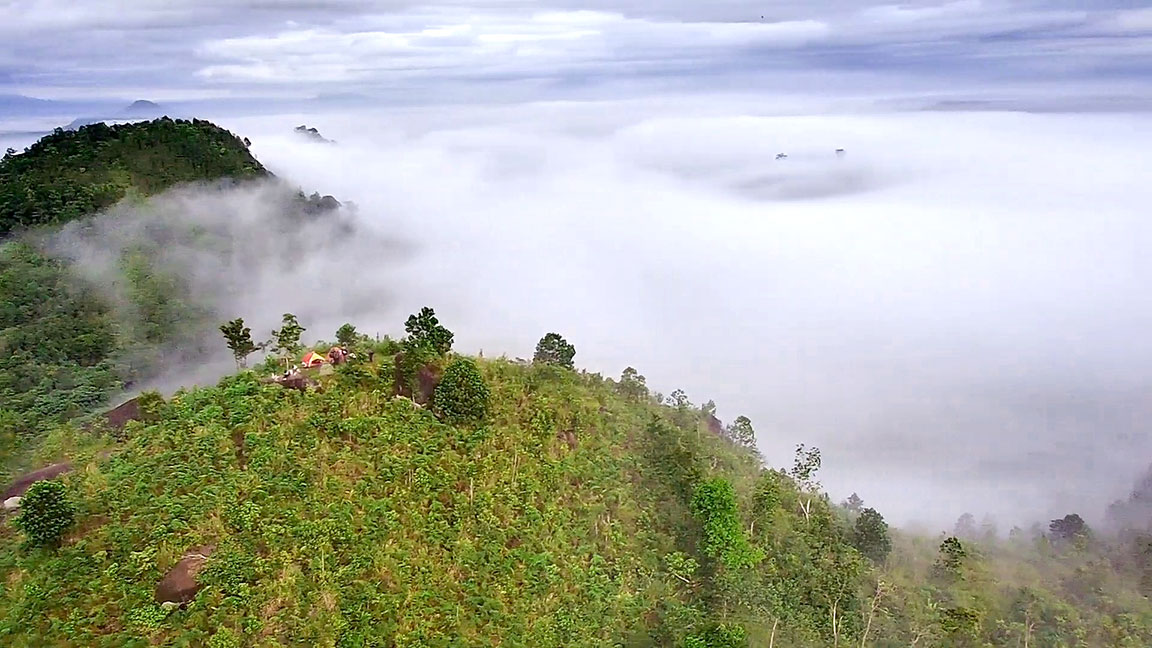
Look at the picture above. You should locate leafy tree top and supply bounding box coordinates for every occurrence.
[0,118,266,236]
[404,307,453,355]
[272,313,306,356]
[335,323,359,348]
[533,332,576,369]
[220,318,257,368]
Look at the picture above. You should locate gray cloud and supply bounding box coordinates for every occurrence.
[1,1,1149,104]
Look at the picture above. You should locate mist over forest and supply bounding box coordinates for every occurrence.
[4,99,1147,531]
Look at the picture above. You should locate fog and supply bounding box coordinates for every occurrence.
[5,96,1151,530]
[39,180,410,393]
[230,100,1152,531]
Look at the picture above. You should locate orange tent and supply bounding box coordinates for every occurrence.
[301,351,327,367]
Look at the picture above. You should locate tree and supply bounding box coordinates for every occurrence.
[954,512,978,539]
[271,313,305,358]
[404,307,453,355]
[533,332,576,368]
[617,367,648,401]
[433,358,490,425]
[726,415,756,449]
[667,389,690,409]
[935,536,968,578]
[335,323,359,348]
[790,444,821,522]
[853,507,892,564]
[219,318,257,368]
[16,480,75,547]
[843,492,864,513]
[1049,513,1089,545]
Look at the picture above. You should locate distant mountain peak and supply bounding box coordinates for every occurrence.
[122,100,164,116]
[294,124,335,144]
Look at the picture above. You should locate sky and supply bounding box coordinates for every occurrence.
[1,0,1150,106]
[2,1,1152,530]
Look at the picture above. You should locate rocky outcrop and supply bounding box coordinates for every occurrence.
[103,397,142,430]
[393,354,443,406]
[3,462,73,500]
[294,125,334,144]
[3,496,21,512]
[155,545,215,605]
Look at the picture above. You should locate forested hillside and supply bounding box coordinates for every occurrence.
[3,315,1152,647]
[0,118,265,236]
[0,120,339,467]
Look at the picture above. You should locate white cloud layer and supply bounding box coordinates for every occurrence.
[151,95,1150,530]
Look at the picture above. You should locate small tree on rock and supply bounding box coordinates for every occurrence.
[219,317,257,368]
[852,507,892,564]
[16,480,75,547]
[533,332,576,369]
[434,358,490,425]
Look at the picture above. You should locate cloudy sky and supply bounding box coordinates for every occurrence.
[1,0,1150,105]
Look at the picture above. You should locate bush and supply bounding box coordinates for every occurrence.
[434,358,490,425]
[16,480,76,547]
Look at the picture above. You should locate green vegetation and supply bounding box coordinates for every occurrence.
[219,319,258,369]
[0,120,273,459]
[404,306,454,356]
[433,357,491,425]
[0,118,265,236]
[4,326,1152,646]
[270,313,306,359]
[334,323,358,349]
[5,119,1152,647]
[0,243,122,456]
[13,480,74,548]
[533,332,576,369]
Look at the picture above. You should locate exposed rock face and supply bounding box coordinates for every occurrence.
[3,462,73,500]
[393,354,443,406]
[294,125,334,143]
[103,397,142,430]
[705,414,724,437]
[155,545,215,605]
[3,496,21,511]
[274,372,319,392]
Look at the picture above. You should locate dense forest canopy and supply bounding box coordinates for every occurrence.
[0,118,266,236]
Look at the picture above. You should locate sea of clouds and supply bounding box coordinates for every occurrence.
[3,95,1150,530]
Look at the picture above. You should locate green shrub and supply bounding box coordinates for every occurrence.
[207,627,241,648]
[433,358,490,425]
[533,332,576,368]
[683,623,748,648]
[691,478,762,570]
[16,480,76,547]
